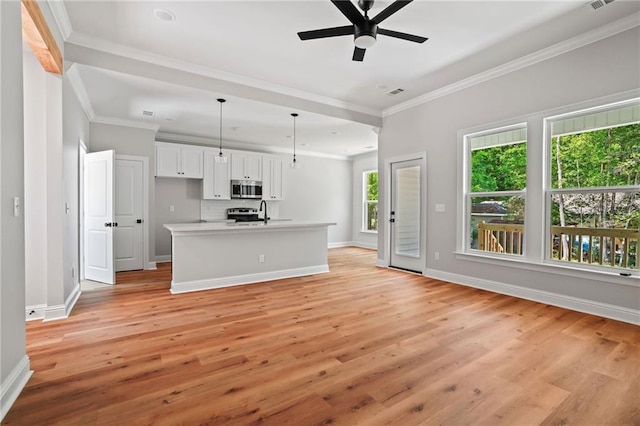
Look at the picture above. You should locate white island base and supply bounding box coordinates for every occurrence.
[164,221,336,294]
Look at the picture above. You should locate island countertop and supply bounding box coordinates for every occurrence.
[164,221,336,235]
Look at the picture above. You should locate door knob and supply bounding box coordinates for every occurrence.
[389,218,395,223]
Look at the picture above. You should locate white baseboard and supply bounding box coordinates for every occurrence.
[376,259,387,268]
[328,241,352,248]
[25,304,46,321]
[0,355,32,422]
[425,268,640,325]
[43,283,81,322]
[171,265,330,294]
[350,241,378,250]
[155,255,172,263]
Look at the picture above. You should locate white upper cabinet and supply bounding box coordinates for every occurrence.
[231,152,262,181]
[155,142,204,178]
[202,149,231,200]
[263,156,284,200]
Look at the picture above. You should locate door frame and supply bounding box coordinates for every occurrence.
[383,151,427,273]
[115,154,151,271]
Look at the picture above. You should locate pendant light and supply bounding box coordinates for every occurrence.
[215,98,228,163]
[290,113,300,169]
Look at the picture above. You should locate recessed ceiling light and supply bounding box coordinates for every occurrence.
[154,9,175,22]
[376,84,388,90]
[231,127,239,131]
[301,143,308,146]
[142,110,154,117]
[286,135,292,138]
[165,117,175,121]
[330,131,340,135]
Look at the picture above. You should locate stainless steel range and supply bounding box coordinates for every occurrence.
[227,207,262,222]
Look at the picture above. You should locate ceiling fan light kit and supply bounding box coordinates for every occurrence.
[298,0,427,62]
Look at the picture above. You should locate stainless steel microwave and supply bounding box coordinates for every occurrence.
[231,180,262,199]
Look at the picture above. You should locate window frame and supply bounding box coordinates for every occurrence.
[462,122,528,258]
[543,98,640,275]
[362,170,378,233]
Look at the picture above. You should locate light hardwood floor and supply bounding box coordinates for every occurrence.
[5,247,639,425]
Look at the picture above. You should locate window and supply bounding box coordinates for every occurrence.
[363,171,378,232]
[464,125,527,256]
[546,99,639,273]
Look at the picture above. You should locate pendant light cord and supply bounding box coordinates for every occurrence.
[217,98,226,157]
[291,113,298,164]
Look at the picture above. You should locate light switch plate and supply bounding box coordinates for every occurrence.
[435,203,445,212]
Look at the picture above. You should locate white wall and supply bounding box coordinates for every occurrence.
[155,178,202,258]
[23,51,47,308]
[378,28,640,314]
[63,73,90,297]
[351,151,378,249]
[0,0,29,419]
[90,122,157,265]
[279,155,352,246]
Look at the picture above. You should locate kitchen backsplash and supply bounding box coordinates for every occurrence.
[201,199,281,221]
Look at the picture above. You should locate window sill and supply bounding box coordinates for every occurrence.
[455,251,640,287]
[360,230,378,234]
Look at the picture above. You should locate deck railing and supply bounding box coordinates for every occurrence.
[551,226,639,269]
[476,222,639,269]
[477,221,524,255]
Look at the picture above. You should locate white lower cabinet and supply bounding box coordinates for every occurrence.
[263,156,284,200]
[202,149,231,199]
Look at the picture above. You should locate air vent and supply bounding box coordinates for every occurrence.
[589,0,614,10]
[142,110,154,117]
[387,88,405,96]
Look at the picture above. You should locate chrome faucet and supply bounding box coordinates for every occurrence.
[259,200,268,224]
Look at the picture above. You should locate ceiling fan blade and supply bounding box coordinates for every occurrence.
[371,0,413,24]
[352,47,366,61]
[331,0,365,25]
[378,28,428,43]
[298,25,354,40]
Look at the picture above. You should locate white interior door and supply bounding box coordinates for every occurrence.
[114,158,144,272]
[84,150,115,284]
[390,159,423,273]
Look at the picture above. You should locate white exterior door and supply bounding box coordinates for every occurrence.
[84,150,115,284]
[114,158,144,272]
[390,159,423,273]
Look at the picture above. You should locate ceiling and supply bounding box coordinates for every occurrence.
[55,0,639,157]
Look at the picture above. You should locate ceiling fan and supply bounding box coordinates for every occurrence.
[297,0,428,62]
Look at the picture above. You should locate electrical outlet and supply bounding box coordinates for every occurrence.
[259,254,265,263]
[434,252,440,260]
[169,205,175,212]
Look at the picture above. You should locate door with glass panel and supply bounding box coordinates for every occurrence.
[390,159,423,273]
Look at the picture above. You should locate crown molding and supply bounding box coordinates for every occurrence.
[47,0,72,40]
[383,12,640,118]
[65,64,94,121]
[155,131,351,161]
[65,32,381,118]
[92,116,160,132]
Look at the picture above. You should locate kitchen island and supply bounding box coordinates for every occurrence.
[163,221,336,294]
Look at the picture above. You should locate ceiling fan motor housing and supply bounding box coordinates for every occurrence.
[354,20,377,48]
